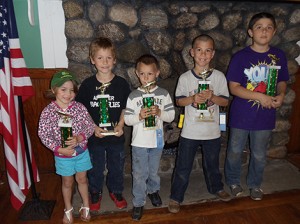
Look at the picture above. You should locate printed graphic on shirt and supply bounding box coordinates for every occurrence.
[90,95,120,108]
[136,97,163,108]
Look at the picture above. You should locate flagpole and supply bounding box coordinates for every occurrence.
[18,96,56,221]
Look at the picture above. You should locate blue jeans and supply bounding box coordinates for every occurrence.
[170,137,223,203]
[88,142,125,195]
[225,128,272,189]
[132,146,163,207]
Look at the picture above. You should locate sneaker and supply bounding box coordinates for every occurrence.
[109,192,127,209]
[230,184,243,197]
[90,193,102,211]
[132,206,144,221]
[250,188,263,201]
[168,199,180,214]
[215,190,231,202]
[148,191,162,207]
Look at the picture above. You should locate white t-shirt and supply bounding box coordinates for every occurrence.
[175,69,229,140]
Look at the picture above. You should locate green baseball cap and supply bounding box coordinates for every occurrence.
[51,71,78,88]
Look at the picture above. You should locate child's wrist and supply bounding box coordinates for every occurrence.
[139,113,143,120]
[116,123,124,129]
[157,109,161,117]
[191,95,195,103]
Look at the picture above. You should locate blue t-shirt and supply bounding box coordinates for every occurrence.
[226,46,289,130]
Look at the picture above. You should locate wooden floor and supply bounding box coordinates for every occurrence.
[1,154,300,224]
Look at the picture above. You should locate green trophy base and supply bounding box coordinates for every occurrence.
[142,93,156,130]
[58,118,72,148]
[97,94,111,128]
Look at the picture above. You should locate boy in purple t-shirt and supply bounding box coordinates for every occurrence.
[225,12,289,201]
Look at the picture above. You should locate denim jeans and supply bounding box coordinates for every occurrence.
[132,146,163,207]
[88,142,125,195]
[170,137,223,203]
[225,128,272,189]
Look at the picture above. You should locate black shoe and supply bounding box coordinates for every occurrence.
[148,191,162,207]
[90,192,102,211]
[90,192,102,204]
[132,206,143,221]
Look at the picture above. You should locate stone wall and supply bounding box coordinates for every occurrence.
[62,0,300,166]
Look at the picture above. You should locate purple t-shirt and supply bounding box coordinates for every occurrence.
[227,46,289,130]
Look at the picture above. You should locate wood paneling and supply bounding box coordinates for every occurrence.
[24,68,63,172]
[287,67,300,153]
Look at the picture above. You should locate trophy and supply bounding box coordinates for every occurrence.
[197,68,214,122]
[266,54,281,97]
[96,82,111,127]
[57,111,72,148]
[57,111,85,156]
[142,80,157,130]
[96,82,118,135]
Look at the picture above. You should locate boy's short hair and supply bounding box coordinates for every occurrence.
[89,37,116,58]
[135,54,160,70]
[248,12,276,30]
[191,34,215,50]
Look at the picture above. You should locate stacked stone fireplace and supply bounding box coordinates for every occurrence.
[62,0,300,174]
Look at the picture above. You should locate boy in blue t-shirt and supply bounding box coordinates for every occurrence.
[225,12,289,201]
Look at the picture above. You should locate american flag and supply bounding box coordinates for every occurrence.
[0,0,39,210]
